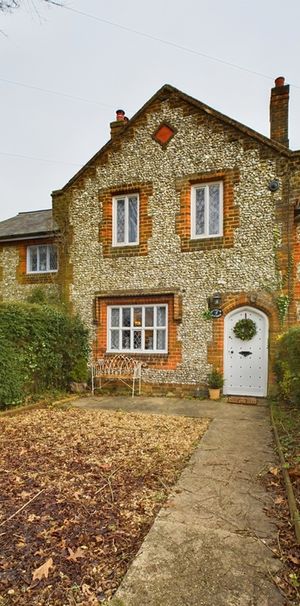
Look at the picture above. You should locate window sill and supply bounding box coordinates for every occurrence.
[106,351,168,356]
[112,242,139,248]
[26,271,58,275]
[191,234,223,240]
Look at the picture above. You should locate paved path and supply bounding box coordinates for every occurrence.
[73,396,284,606]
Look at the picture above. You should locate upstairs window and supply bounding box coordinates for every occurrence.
[107,304,168,353]
[112,194,139,246]
[27,244,58,274]
[191,182,223,239]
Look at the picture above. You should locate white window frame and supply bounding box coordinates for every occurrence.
[107,304,168,354]
[191,181,223,239]
[112,194,139,247]
[26,244,58,274]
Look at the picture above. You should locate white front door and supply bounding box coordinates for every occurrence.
[223,307,268,397]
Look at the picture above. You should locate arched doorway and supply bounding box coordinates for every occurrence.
[223,306,269,397]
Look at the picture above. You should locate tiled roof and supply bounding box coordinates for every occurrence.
[0,209,58,241]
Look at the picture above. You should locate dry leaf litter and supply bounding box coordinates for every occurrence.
[0,408,209,605]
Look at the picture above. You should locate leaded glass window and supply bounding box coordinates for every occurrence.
[27,244,58,273]
[191,182,223,238]
[113,194,139,246]
[116,199,125,243]
[108,304,168,353]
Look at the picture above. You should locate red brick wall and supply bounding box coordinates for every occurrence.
[99,182,153,258]
[94,293,182,370]
[175,169,240,252]
[207,292,280,384]
[14,238,58,285]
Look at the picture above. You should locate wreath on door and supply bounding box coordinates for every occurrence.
[233,318,257,341]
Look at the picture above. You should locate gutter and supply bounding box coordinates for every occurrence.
[0,231,59,244]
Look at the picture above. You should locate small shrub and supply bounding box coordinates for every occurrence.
[26,286,65,308]
[207,368,224,389]
[26,287,48,305]
[0,339,25,407]
[274,327,300,404]
[0,302,89,409]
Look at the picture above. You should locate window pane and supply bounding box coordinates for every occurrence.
[122,330,131,350]
[145,329,154,350]
[110,330,119,350]
[157,306,166,327]
[156,329,166,350]
[111,308,120,327]
[128,196,138,243]
[133,331,142,349]
[209,185,220,235]
[122,307,131,327]
[134,307,142,326]
[49,245,58,270]
[195,188,205,235]
[29,247,37,272]
[145,307,154,326]
[39,246,47,271]
[116,199,125,243]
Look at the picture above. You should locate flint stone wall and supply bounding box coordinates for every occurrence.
[0,246,58,302]
[61,101,281,383]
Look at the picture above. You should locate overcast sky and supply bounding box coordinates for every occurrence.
[1,0,300,222]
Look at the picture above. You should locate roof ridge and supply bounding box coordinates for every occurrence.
[18,209,52,215]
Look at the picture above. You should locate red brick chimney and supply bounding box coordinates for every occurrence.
[270,76,289,147]
[110,109,128,138]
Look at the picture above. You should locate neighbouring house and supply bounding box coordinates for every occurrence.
[1,77,300,398]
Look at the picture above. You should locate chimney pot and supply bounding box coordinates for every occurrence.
[275,76,285,87]
[110,109,127,138]
[116,109,125,121]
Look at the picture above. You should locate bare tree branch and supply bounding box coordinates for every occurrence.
[0,0,62,12]
[0,0,20,11]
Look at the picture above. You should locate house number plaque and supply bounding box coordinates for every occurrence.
[211,309,223,318]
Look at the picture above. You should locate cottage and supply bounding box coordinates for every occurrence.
[1,77,300,398]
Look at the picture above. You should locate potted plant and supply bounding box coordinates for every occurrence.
[207,368,224,400]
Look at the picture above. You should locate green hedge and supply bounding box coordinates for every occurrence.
[274,327,300,404]
[0,302,89,409]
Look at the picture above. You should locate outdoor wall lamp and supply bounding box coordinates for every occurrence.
[208,292,222,310]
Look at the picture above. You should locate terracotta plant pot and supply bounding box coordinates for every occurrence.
[209,388,221,400]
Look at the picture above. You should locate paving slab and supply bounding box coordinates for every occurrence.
[73,396,284,605]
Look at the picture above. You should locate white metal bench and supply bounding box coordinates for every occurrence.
[91,355,143,397]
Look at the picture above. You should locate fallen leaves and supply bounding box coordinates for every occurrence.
[67,546,86,562]
[0,407,209,605]
[264,402,300,604]
[32,557,54,581]
[269,466,279,476]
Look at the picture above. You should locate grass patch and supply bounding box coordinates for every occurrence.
[272,401,300,470]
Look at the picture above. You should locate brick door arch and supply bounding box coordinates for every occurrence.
[223,306,268,397]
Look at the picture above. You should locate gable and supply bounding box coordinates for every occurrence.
[55,84,291,196]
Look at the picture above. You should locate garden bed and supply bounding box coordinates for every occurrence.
[0,407,209,605]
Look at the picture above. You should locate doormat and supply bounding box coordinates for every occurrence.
[227,396,258,405]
